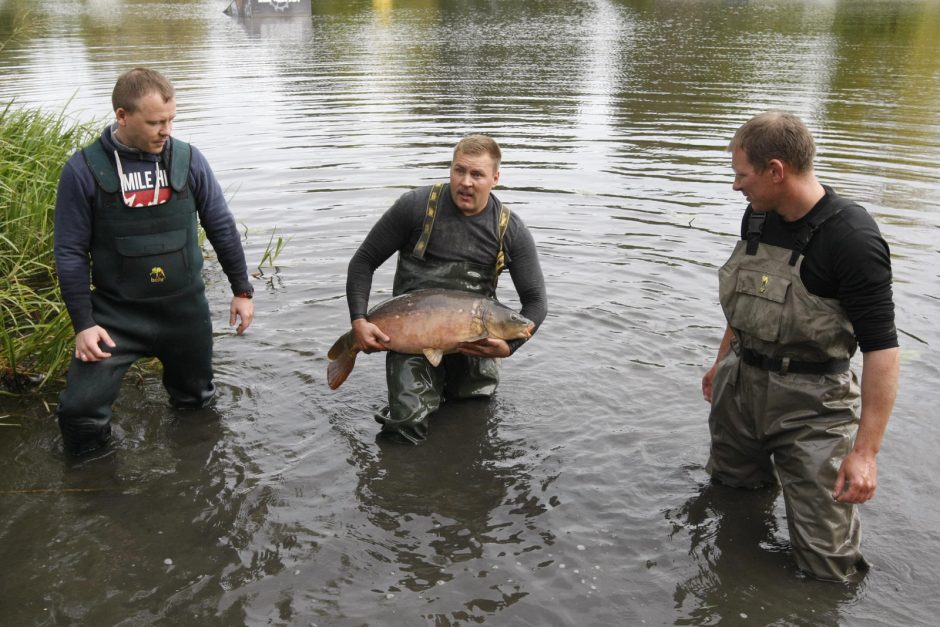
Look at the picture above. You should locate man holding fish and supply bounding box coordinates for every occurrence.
[333,135,547,444]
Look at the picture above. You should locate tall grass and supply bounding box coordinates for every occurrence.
[0,103,98,392]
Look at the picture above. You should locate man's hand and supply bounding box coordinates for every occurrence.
[702,363,718,403]
[352,318,390,353]
[75,326,116,362]
[833,451,878,504]
[457,337,510,358]
[230,296,254,335]
[832,347,900,504]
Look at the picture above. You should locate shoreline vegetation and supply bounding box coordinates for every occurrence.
[0,103,97,394]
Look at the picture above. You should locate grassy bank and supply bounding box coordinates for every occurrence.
[0,103,98,392]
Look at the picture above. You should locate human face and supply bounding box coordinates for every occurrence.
[114,91,176,154]
[731,148,776,213]
[449,151,500,215]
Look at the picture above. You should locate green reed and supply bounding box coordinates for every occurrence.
[258,226,288,271]
[0,104,97,392]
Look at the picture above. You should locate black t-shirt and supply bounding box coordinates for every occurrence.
[740,187,898,353]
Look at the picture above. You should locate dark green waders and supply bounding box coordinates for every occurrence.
[375,183,510,444]
[57,139,215,456]
[707,206,868,582]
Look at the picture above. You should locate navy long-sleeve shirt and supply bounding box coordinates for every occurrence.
[54,125,252,333]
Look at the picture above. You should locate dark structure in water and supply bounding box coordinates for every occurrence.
[224,0,312,17]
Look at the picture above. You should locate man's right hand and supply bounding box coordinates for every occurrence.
[702,364,718,403]
[351,318,390,353]
[75,325,117,362]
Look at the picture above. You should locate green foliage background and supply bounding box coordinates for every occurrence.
[0,104,97,392]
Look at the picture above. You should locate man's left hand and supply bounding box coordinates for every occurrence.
[230,296,255,335]
[833,451,878,504]
[457,337,510,358]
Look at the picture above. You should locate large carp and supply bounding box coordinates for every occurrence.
[327,288,534,390]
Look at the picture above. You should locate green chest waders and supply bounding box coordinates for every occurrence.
[377,183,511,444]
[706,203,868,581]
[57,139,216,456]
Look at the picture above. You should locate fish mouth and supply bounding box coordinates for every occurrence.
[523,322,535,338]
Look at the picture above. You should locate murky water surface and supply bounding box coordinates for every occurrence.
[2,0,939,624]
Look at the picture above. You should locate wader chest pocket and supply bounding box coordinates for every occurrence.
[114,229,191,298]
[729,269,791,342]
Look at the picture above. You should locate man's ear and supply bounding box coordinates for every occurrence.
[768,158,785,182]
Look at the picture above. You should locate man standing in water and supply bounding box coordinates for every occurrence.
[701,112,899,581]
[54,67,254,457]
[343,135,547,444]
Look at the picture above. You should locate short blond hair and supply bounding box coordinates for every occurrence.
[453,134,501,170]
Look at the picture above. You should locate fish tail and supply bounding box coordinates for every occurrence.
[328,330,354,360]
[327,331,358,389]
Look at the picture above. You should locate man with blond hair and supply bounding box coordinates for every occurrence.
[343,135,547,443]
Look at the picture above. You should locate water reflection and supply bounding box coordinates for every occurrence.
[347,398,553,618]
[230,12,314,40]
[0,392,259,624]
[668,481,858,625]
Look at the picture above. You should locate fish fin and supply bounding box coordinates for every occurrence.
[423,348,444,366]
[327,350,357,390]
[327,331,359,389]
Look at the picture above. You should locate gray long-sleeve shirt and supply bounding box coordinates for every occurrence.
[346,184,547,353]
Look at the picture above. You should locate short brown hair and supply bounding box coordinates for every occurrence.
[112,68,175,113]
[453,134,501,170]
[729,112,816,174]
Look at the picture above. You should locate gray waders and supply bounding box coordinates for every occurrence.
[707,205,867,581]
[375,183,511,444]
[57,139,214,456]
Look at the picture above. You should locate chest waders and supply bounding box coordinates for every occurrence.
[376,183,511,444]
[706,200,868,581]
[57,139,216,456]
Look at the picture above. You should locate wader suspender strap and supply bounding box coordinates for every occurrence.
[411,183,512,276]
[494,202,511,274]
[82,140,120,193]
[745,212,765,255]
[168,140,191,193]
[81,138,192,194]
[412,183,443,260]
[788,202,845,266]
